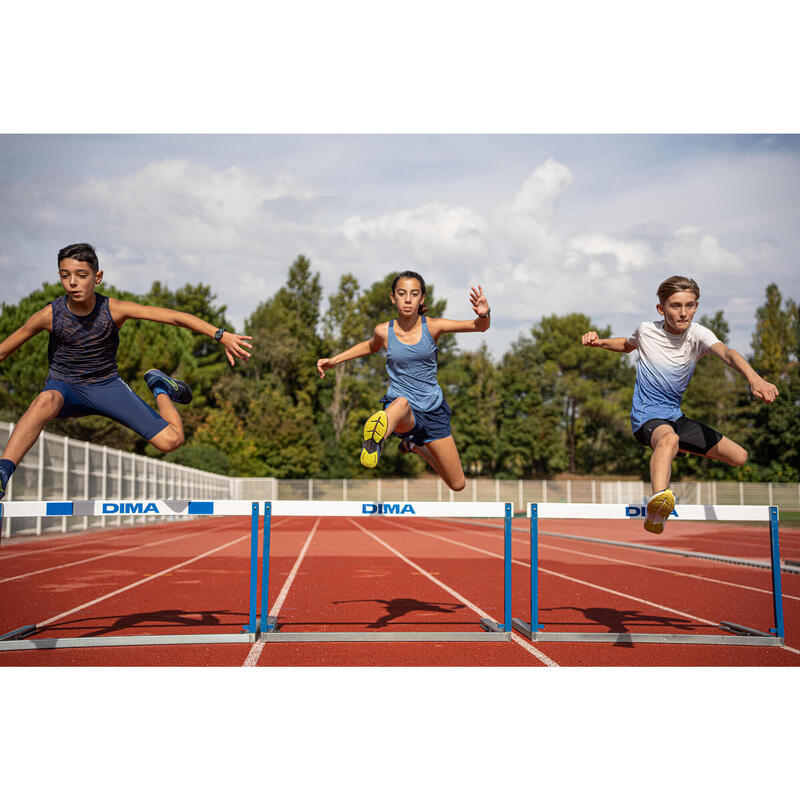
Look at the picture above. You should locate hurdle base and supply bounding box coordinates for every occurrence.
[718,620,779,638]
[0,624,37,642]
[0,631,257,652]
[511,619,784,647]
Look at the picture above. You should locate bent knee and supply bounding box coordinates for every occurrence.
[150,427,184,453]
[655,432,680,450]
[33,390,64,416]
[729,447,748,467]
[448,476,466,492]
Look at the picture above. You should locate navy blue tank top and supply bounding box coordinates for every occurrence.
[384,317,444,412]
[48,293,120,383]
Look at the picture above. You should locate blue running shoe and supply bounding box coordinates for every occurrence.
[144,369,193,404]
[0,474,7,501]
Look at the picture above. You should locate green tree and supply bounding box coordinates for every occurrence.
[531,313,634,474]
[495,335,567,477]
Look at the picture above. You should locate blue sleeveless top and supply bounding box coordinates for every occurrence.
[384,316,444,412]
[48,293,120,383]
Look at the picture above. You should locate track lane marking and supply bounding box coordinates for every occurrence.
[351,519,558,667]
[243,519,320,667]
[421,519,800,602]
[16,520,290,632]
[0,521,245,583]
[0,520,222,559]
[381,519,720,628]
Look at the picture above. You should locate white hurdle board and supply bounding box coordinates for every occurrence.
[512,502,785,647]
[0,499,262,651]
[259,500,513,642]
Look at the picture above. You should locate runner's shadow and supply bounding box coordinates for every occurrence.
[542,606,700,648]
[38,609,238,638]
[333,598,465,629]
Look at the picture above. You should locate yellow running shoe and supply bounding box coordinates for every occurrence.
[360,410,388,468]
[644,489,676,534]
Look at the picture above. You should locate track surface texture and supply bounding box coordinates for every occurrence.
[1,513,798,667]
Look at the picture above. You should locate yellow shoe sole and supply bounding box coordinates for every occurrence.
[360,410,388,469]
[644,489,676,534]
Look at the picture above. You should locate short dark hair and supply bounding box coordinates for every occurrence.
[391,270,428,315]
[58,243,99,272]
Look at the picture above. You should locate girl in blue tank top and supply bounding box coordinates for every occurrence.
[317,271,491,492]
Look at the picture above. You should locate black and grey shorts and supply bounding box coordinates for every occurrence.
[633,415,724,455]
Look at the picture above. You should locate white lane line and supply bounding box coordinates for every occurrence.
[32,531,254,630]
[424,519,800,602]
[383,519,719,627]
[352,519,558,667]
[243,519,320,667]
[414,521,800,655]
[0,520,210,559]
[0,530,146,561]
[0,521,244,583]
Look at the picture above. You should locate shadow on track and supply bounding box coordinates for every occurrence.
[541,606,704,647]
[332,597,465,628]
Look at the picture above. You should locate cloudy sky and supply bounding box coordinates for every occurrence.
[1,134,797,358]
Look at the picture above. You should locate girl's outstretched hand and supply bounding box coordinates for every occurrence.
[317,358,334,378]
[470,285,489,317]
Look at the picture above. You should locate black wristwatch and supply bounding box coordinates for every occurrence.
[214,328,226,341]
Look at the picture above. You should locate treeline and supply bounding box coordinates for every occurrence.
[1,257,798,481]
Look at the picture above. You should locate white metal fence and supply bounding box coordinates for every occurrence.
[233,476,800,510]
[3,421,799,539]
[0,421,231,537]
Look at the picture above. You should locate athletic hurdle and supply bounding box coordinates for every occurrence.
[259,501,513,642]
[0,500,263,651]
[512,503,785,646]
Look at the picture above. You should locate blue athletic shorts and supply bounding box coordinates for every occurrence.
[380,394,453,446]
[43,376,169,441]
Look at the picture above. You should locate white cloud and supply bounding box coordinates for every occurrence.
[1,141,798,363]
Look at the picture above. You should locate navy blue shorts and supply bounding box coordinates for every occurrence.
[380,394,452,446]
[633,415,723,455]
[43,376,169,441]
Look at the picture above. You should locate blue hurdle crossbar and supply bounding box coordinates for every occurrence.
[0,499,263,651]
[512,502,786,646]
[258,500,513,642]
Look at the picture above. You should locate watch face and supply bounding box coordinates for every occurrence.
[215,329,223,340]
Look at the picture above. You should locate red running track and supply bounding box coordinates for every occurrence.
[1,514,798,667]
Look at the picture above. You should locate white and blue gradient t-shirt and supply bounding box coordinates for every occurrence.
[627,320,720,432]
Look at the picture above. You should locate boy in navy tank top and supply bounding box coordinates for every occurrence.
[581,275,778,534]
[0,243,252,500]
[317,271,491,492]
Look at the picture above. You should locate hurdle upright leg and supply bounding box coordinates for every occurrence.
[260,500,276,632]
[769,506,785,640]
[243,501,259,635]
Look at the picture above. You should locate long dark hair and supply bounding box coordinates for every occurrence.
[391,270,428,315]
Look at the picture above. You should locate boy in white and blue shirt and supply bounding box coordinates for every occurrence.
[582,276,778,534]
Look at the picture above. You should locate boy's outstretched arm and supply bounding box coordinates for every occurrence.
[581,331,636,353]
[110,299,252,366]
[0,307,52,364]
[709,342,779,403]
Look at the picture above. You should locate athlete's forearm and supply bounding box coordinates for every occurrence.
[0,320,46,362]
[329,339,376,365]
[591,336,632,352]
[720,347,760,382]
[165,310,219,338]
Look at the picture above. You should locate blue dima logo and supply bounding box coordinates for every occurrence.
[625,505,679,518]
[361,503,416,515]
[102,502,160,514]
